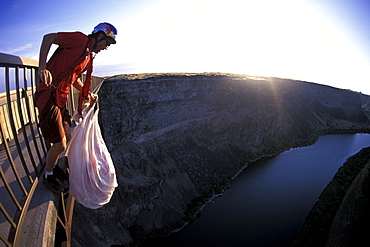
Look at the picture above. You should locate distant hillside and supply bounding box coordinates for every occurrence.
[71,73,370,246]
[360,93,370,120]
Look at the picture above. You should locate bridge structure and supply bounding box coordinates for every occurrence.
[0,52,104,247]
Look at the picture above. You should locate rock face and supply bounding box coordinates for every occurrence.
[71,73,369,246]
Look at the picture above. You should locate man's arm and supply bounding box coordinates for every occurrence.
[38,33,59,85]
[73,77,84,91]
[73,78,97,102]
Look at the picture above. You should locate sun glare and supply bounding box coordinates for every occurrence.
[94,0,370,93]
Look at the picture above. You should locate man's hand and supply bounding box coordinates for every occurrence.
[89,92,98,103]
[38,33,58,86]
[38,69,53,86]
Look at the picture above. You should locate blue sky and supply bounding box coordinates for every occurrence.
[1,0,370,94]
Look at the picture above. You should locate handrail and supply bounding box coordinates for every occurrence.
[0,52,104,246]
[0,53,44,247]
[0,52,39,67]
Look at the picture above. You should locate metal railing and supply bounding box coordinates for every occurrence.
[0,52,104,246]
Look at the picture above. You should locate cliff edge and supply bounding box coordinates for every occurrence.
[71,73,370,246]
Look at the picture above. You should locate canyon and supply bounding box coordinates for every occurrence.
[70,73,370,246]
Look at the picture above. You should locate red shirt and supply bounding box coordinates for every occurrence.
[36,32,92,108]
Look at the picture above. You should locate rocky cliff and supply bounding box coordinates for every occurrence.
[71,73,370,246]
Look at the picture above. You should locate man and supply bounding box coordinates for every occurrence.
[35,22,117,193]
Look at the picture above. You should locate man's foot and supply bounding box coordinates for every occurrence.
[43,174,63,193]
[53,165,69,181]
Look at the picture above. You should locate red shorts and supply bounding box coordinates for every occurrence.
[38,94,71,143]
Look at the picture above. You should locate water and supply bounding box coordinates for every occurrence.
[145,134,370,247]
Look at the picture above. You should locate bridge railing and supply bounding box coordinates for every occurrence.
[0,52,104,247]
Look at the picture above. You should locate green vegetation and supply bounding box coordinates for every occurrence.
[292,146,370,247]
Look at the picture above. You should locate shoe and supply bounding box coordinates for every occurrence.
[53,165,69,181]
[43,174,62,193]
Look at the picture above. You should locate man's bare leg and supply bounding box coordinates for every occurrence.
[64,123,71,143]
[43,134,67,192]
[45,123,70,173]
[45,135,67,173]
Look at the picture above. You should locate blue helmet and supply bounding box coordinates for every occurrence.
[92,22,117,44]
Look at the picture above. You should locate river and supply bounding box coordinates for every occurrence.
[144,133,370,247]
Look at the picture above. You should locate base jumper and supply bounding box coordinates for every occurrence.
[35,22,117,193]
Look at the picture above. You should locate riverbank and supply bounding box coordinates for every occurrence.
[138,134,370,247]
[292,146,370,246]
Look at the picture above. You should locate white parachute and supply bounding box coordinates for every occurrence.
[66,101,117,209]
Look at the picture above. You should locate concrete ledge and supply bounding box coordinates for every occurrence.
[18,178,60,247]
[17,156,69,247]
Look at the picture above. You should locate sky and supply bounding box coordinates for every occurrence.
[1,0,370,94]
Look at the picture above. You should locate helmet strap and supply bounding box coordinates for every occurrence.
[92,35,107,52]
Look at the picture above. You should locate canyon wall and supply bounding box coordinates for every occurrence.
[71,73,369,246]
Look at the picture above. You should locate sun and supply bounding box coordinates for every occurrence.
[99,0,370,94]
